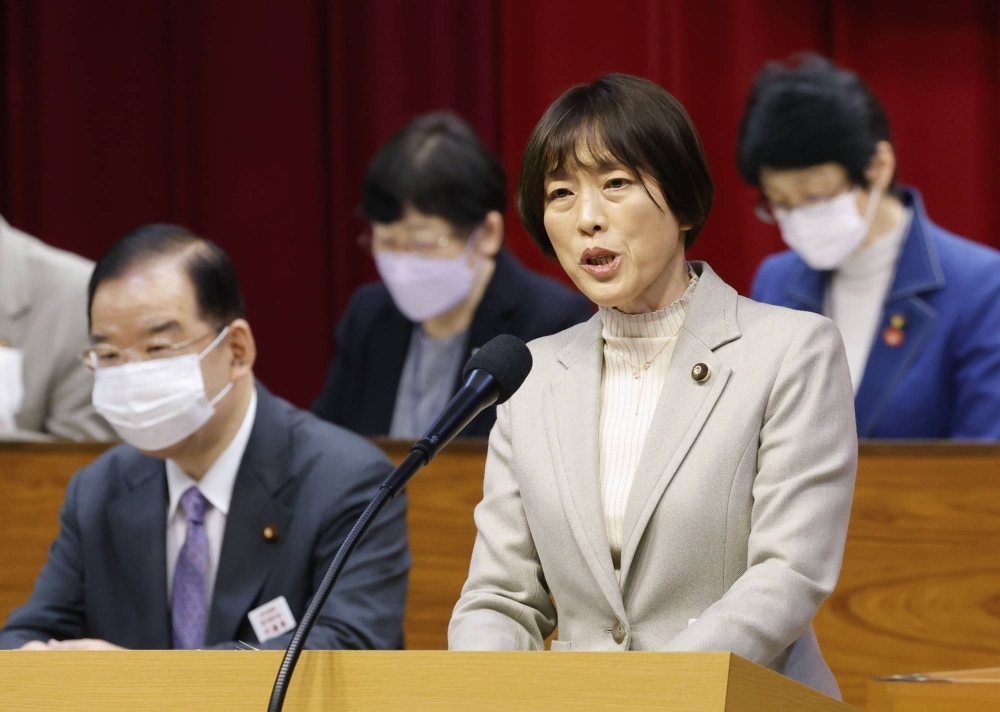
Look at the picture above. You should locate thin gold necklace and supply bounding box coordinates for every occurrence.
[615,339,673,415]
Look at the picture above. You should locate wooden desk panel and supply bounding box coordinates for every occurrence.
[2,441,1000,710]
[1,442,111,621]
[866,667,1000,712]
[815,443,1000,707]
[0,650,853,711]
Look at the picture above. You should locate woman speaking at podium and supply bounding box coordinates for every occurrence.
[448,74,857,700]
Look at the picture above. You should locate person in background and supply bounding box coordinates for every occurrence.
[0,215,113,440]
[0,224,409,651]
[739,55,1000,440]
[312,112,593,439]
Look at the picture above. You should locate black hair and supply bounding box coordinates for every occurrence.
[737,54,893,189]
[87,223,246,329]
[516,73,714,256]
[361,111,506,235]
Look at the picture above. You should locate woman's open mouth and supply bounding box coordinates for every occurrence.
[580,248,621,279]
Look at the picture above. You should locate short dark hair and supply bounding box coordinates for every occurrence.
[362,111,506,235]
[516,73,714,256]
[87,223,246,329]
[737,54,893,189]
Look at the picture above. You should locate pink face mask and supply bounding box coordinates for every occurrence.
[374,240,481,323]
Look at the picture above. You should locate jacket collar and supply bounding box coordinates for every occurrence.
[852,189,946,436]
[884,188,946,301]
[555,261,741,369]
[781,187,944,313]
[0,216,32,320]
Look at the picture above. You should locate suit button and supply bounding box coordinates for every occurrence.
[611,620,626,644]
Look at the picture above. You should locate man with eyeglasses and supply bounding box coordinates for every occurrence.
[739,55,1000,440]
[0,224,410,651]
[311,112,593,440]
[0,214,114,440]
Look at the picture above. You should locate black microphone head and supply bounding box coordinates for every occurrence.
[463,334,532,405]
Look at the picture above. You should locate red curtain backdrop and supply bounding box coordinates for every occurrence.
[2,0,998,407]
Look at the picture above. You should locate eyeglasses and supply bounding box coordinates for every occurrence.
[754,184,855,225]
[81,327,225,371]
[753,201,777,225]
[360,232,457,255]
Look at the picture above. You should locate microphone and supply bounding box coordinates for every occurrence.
[383,333,533,490]
[267,334,532,712]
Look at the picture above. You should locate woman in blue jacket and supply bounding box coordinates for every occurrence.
[739,55,1000,440]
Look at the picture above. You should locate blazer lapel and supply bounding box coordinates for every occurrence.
[618,263,739,583]
[205,387,294,645]
[106,459,171,648]
[855,195,945,436]
[546,315,625,617]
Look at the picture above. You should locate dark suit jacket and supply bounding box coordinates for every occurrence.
[0,384,410,650]
[312,249,594,437]
[752,188,1000,439]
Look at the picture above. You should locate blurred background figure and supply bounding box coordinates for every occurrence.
[0,215,113,441]
[312,112,592,439]
[739,55,1000,440]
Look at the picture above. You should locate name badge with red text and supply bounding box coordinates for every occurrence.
[248,596,297,643]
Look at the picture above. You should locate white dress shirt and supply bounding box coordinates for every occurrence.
[825,209,912,392]
[166,389,257,602]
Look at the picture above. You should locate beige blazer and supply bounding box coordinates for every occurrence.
[0,216,113,441]
[449,262,857,699]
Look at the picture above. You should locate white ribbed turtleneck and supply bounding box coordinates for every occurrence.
[598,269,698,581]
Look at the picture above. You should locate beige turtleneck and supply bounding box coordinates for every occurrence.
[598,269,698,581]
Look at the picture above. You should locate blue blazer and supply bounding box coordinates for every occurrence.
[0,384,411,650]
[752,188,1000,440]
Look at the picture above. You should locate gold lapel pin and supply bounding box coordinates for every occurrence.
[691,363,711,383]
[262,525,279,542]
[890,314,906,330]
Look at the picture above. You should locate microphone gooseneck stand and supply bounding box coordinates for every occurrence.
[265,448,423,712]
[266,370,501,712]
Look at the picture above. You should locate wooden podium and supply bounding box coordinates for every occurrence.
[0,651,855,711]
[867,667,1000,712]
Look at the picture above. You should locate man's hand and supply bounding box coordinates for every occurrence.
[43,639,125,651]
[17,641,49,650]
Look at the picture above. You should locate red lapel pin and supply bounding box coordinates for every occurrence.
[883,314,907,348]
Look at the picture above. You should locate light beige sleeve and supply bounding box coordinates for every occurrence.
[664,316,857,664]
[448,395,556,650]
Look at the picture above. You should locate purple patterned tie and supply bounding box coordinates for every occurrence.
[172,486,210,649]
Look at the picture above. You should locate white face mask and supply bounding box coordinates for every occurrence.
[774,187,881,270]
[92,327,234,451]
[374,237,481,323]
[0,346,25,432]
